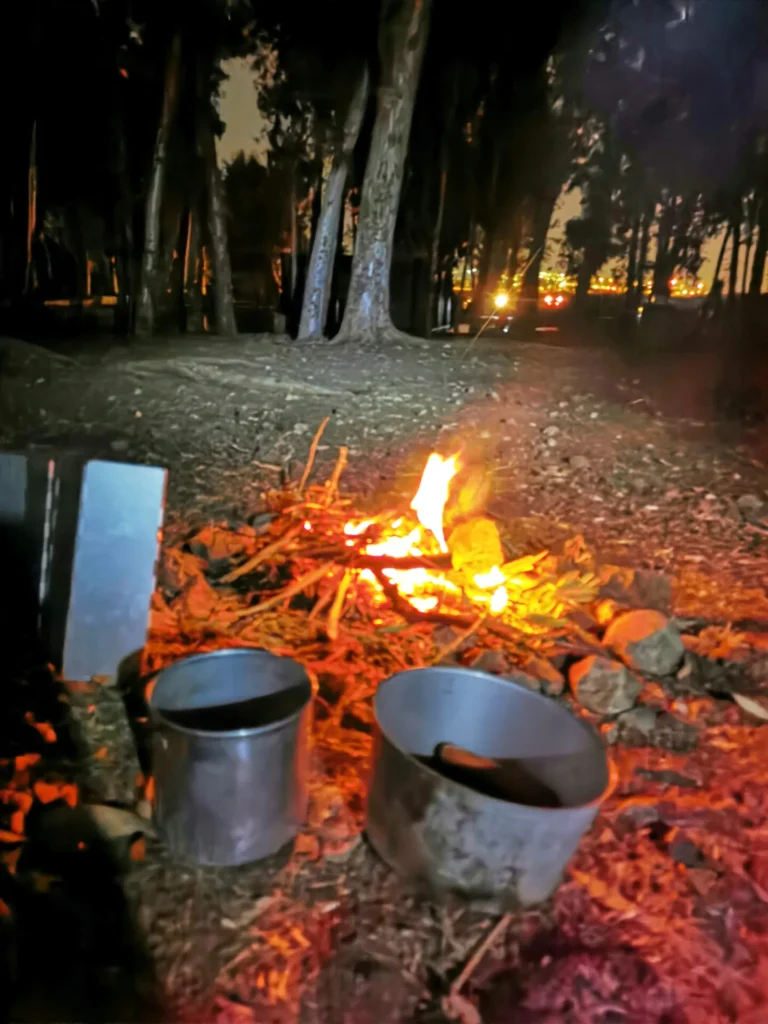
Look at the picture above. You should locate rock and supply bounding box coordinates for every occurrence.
[503,669,541,692]
[520,654,565,696]
[618,704,658,737]
[604,609,684,676]
[569,656,641,715]
[737,493,764,515]
[470,649,509,675]
[569,454,590,471]
[110,438,129,453]
[542,425,560,437]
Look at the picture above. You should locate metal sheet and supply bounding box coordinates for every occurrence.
[61,460,166,681]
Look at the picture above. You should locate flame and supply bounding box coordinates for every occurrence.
[409,453,459,552]
[342,451,569,632]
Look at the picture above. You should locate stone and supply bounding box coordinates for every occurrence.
[109,438,130,453]
[604,609,685,676]
[618,704,658,736]
[520,654,565,696]
[503,669,541,692]
[470,649,509,675]
[737,493,764,515]
[569,454,590,471]
[569,656,641,715]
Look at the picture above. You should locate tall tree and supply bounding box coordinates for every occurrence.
[335,0,432,343]
[298,68,369,340]
[136,31,182,336]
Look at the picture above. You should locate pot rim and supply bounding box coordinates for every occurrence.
[374,666,616,813]
[149,647,312,739]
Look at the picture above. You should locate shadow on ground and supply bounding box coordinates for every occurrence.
[0,543,163,1022]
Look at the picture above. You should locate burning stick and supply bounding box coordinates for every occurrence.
[232,560,338,619]
[220,523,305,585]
[327,570,353,640]
[323,446,348,506]
[432,613,487,664]
[297,416,330,497]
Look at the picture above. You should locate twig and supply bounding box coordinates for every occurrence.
[432,613,487,663]
[252,460,282,473]
[327,570,353,641]
[297,416,331,497]
[220,523,304,584]
[232,560,338,619]
[323,446,348,506]
[308,569,345,622]
[450,912,512,996]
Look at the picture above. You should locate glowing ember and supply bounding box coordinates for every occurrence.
[409,453,459,552]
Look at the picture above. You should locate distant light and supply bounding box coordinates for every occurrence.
[544,294,554,306]
[494,292,509,309]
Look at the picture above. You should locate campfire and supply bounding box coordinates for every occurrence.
[167,434,602,663]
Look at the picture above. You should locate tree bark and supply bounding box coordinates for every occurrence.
[24,122,37,294]
[727,215,741,306]
[335,0,432,344]
[749,198,768,295]
[201,117,237,336]
[298,69,369,341]
[636,208,652,301]
[136,32,182,336]
[520,191,557,304]
[426,161,448,336]
[625,214,641,308]
[183,208,204,331]
[652,200,675,298]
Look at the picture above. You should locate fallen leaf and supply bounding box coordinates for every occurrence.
[31,872,61,893]
[92,747,109,760]
[570,869,639,916]
[0,898,10,917]
[733,693,768,722]
[0,829,26,844]
[24,714,57,744]
[293,832,320,860]
[85,804,156,840]
[1,847,22,874]
[33,781,78,808]
[14,753,41,772]
[130,837,146,861]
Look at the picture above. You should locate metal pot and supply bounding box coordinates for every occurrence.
[149,648,312,866]
[366,666,611,910]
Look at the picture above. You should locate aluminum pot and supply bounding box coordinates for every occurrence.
[149,648,312,866]
[366,666,611,909]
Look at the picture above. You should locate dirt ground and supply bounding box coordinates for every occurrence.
[3,329,768,1022]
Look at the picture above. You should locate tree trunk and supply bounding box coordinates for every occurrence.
[652,207,673,298]
[24,122,37,294]
[727,215,741,306]
[335,0,432,344]
[298,69,369,341]
[201,117,237,336]
[183,208,204,331]
[520,191,557,304]
[625,214,641,308]
[136,33,181,336]
[426,161,448,336]
[636,208,652,301]
[749,198,768,295]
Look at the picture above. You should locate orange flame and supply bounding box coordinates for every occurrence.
[409,453,459,552]
[342,451,566,631]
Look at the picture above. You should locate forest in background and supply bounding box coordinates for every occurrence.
[2,0,768,342]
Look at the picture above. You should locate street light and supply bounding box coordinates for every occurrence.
[493,291,509,309]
